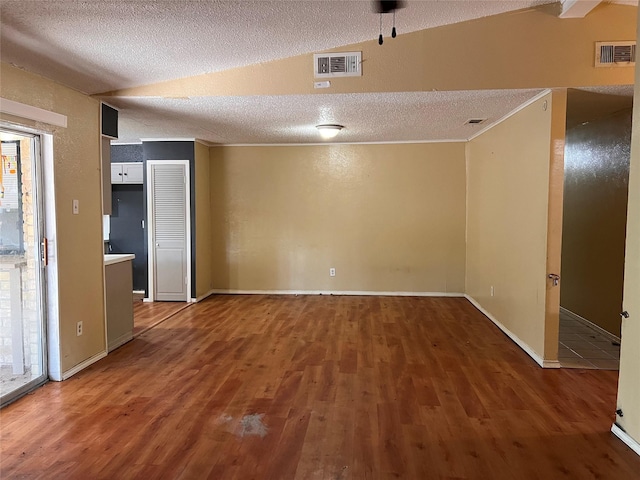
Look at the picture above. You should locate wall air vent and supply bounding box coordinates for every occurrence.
[314,52,362,78]
[466,118,486,125]
[595,41,636,67]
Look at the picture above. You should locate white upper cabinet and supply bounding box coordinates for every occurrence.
[111,162,143,184]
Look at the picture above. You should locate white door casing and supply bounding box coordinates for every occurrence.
[146,160,191,302]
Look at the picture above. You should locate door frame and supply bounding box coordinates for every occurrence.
[0,126,50,405]
[146,160,191,302]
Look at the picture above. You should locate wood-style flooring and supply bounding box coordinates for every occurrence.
[1,295,639,479]
[132,296,191,336]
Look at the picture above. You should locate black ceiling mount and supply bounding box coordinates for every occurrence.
[373,1,405,14]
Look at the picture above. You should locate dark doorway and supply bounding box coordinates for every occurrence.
[110,184,147,291]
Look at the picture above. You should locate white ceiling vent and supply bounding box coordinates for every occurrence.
[595,42,636,67]
[314,52,362,78]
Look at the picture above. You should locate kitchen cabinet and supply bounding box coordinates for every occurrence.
[104,254,134,352]
[111,162,143,184]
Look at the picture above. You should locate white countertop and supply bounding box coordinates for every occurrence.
[104,254,135,266]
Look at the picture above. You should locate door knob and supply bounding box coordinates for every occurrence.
[621,311,629,318]
[548,274,560,286]
[156,243,159,246]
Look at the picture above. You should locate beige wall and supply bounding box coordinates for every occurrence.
[466,93,553,360]
[543,89,567,362]
[104,3,636,98]
[209,143,466,293]
[614,5,640,453]
[1,63,105,373]
[561,110,632,337]
[195,141,213,298]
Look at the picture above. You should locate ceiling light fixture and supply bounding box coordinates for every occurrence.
[316,124,344,139]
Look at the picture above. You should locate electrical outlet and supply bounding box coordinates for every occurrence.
[329,267,336,277]
[76,321,83,336]
[490,286,495,297]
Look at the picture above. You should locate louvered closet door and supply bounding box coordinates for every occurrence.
[150,163,187,301]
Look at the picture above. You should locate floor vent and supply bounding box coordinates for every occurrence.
[314,52,362,78]
[595,42,636,67]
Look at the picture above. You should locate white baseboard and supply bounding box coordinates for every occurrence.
[560,306,621,343]
[190,289,217,303]
[132,290,145,294]
[108,332,133,353]
[464,295,560,369]
[60,350,107,381]
[612,423,640,457]
[208,289,465,297]
[142,297,153,303]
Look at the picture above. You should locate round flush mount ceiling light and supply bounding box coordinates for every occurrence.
[316,124,344,139]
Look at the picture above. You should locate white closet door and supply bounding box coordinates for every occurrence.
[149,163,188,301]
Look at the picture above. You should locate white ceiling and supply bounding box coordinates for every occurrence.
[0,0,635,144]
[113,89,546,144]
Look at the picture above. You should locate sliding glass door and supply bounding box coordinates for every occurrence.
[0,129,47,406]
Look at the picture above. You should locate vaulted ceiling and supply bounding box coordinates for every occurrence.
[0,0,636,144]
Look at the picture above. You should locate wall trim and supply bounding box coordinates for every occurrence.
[464,294,561,369]
[108,332,133,353]
[191,289,217,303]
[60,351,107,381]
[0,97,67,128]
[560,306,621,343]
[140,138,195,142]
[612,423,640,457]
[208,289,465,297]
[467,89,551,141]
[220,139,467,147]
[112,141,143,146]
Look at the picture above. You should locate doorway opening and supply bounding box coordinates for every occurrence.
[557,87,633,370]
[0,129,47,406]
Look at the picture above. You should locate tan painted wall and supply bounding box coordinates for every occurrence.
[104,4,636,98]
[466,93,553,359]
[614,4,640,452]
[195,141,213,298]
[209,143,466,293]
[1,63,105,373]
[561,110,632,338]
[543,89,567,362]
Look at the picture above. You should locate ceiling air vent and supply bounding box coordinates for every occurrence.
[466,118,486,125]
[314,52,362,78]
[595,41,636,67]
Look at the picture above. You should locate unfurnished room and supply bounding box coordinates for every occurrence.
[1,1,640,478]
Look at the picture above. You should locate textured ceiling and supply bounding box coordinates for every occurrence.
[0,1,635,144]
[0,0,553,94]
[111,90,546,144]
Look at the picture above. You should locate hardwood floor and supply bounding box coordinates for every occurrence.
[1,295,639,479]
[132,297,191,336]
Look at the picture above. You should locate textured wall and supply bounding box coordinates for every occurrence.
[561,110,632,337]
[195,142,213,298]
[614,5,640,445]
[111,144,143,163]
[1,62,104,374]
[466,93,553,360]
[209,143,466,293]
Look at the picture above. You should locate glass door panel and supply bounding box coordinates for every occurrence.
[0,130,47,406]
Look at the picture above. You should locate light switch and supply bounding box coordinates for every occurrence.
[72,199,79,215]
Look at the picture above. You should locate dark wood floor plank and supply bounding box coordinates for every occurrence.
[1,295,639,479]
